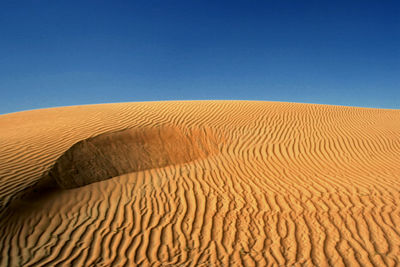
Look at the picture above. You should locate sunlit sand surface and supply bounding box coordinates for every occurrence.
[0,101,399,266]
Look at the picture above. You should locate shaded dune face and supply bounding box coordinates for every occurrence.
[49,126,220,189]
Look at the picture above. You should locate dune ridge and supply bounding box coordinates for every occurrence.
[0,100,399,266]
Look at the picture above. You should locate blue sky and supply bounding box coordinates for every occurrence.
[0,0,399,114]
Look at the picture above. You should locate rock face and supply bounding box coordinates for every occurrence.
[49,125,220,189]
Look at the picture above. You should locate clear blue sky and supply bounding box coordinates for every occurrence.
[1,0,399,114]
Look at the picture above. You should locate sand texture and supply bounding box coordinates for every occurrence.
[0,100,399,266]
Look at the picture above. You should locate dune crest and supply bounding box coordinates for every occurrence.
[49,125,221,189]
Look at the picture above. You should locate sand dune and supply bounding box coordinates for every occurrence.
[0,100,399,266]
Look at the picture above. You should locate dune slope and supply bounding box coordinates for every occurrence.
[0,101,399,266]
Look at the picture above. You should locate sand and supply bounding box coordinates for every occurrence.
[0,100,399,266]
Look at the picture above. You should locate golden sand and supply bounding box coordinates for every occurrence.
[0,101,399,266]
